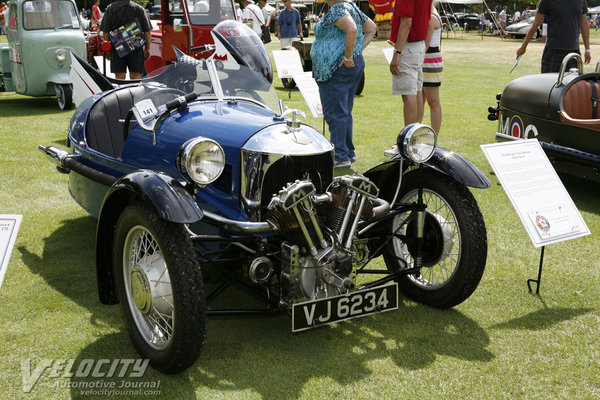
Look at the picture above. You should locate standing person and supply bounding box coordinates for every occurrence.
[516,0,590,73]
[513,9,520,23]
[478,9,486,34]
[0,2,6,35]
[258,0,272,43]
[101,0,152,80]
[522,5,531,19]
[422,1,442,135]
[498,5,507,38]
[277,0,303,48]
[91,0,102,28]
[389,0,432,128]
[310,0,376,168]
[234,4,242,21]
[241,0,264,37]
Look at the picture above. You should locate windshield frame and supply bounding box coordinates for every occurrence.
[132,58,279,132]
[22,0,81,31]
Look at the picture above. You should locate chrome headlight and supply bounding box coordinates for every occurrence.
[397,123,437,163]
[55,48,68,62]
[178,137,225,185]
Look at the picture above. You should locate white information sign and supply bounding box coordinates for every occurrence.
[382,47,394,64]
[481,140,590,247]
[0,215,22,290]
[292,72,323,118]
[272,49,304,78]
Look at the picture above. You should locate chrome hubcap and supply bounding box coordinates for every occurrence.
[131,265,152,314]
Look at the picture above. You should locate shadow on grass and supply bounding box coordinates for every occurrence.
[0,94,68,117]
[559,174,600,214]
[490,307,593,331]
[195,305,492,399]
[17,216,120,326]
[65,303,493,399]
[19,217,494,399]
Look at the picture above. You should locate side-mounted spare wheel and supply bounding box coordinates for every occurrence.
[113,201,206,373]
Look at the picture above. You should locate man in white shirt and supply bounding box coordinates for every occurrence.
[498,5,507,38]
[241,0,265,37]
[513,9,520,23]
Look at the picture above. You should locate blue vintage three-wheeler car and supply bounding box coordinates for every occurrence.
[41,21,491,373]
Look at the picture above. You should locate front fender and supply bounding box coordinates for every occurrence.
[107,171,204,224]
[363,147,490,199]
[95,170,203,304]
[425,147,491,189]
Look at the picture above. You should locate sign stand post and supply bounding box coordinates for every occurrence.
[527,246,545,294]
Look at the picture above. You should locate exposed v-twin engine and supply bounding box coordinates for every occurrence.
[266,175,381,303]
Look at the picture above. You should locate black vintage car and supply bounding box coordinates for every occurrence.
[488,53,600,183]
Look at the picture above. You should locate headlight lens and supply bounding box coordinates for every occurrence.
[178,137,225,185]
[397,123,437,163]
[55,48,67,62]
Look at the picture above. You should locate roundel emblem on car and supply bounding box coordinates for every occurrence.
[510,115,524,138]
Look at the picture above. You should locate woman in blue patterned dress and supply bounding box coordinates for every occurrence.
[310,0,376,168]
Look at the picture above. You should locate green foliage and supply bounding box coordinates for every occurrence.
[1,31,599,400]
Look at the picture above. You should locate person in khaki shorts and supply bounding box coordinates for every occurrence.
[389,0,431,127]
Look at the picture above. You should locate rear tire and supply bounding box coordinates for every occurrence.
[383,170,487,308]
[113,202,206,373]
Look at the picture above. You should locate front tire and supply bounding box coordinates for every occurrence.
[383,170,487,308]
[56,84,73,110]
[113,202,206,373]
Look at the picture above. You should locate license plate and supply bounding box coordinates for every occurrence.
[291,283,398,332]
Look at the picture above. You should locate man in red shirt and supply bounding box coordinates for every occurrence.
[91,0,101,28]
[389,0,432,127]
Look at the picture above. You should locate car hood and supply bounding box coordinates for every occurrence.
[120,99,330,176]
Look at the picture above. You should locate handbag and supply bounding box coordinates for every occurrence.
[261,25,272,44]
[109,19,146,58]
[250,7,270,44]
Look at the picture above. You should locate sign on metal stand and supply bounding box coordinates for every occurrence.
[481,139,590,293]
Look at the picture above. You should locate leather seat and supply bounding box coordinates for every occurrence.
[560,79,600,132]
[86,86,147,158]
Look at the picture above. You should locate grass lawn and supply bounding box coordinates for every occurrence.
[0,31,599,399]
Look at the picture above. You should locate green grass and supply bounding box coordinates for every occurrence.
[1,32,600,399]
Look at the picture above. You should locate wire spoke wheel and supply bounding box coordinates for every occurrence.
[393,188,461,290]
[114,202,206,373]
[383,170,487,308]
[123,226,174,350]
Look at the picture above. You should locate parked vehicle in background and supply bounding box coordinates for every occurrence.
[145,0,236,73]
[0,0,86,109]
[488,54,600,183]
[505,17,540,39]
[457,13,480,32]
